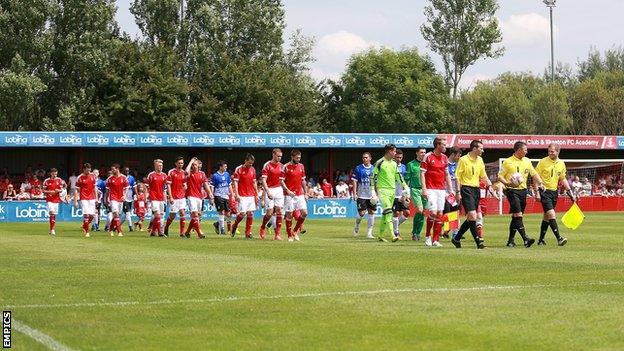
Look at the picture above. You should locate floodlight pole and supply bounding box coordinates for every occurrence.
[545,0,556,82]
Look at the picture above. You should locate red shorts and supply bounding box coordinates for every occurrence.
[477,200,487,215]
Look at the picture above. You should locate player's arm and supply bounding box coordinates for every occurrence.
[74,180,80,205]
[351,174,358,200]
[302,178,309,199]
[281,179,294,197]
[445,169,454,195]
[497,161,511,187]
[185,158,195,174]
[260,175,272,199]
[166,177,174,204]
[420,169,428,198]
[232,179,240,200]
[203,178,213,200]
[253,179,260,202]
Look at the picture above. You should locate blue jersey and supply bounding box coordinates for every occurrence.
[96,178,106,202]
[352,164,374,199]
[448,161,458,192]
[395,162,407,198]
[125,175,136,201]
[211,171,231,199]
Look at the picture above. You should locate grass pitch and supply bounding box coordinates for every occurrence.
[1,213,623,350]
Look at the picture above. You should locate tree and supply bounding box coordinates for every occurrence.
[454,73,571,134]
[0,56,46,130]
[577,47,624,82]
[324,48,450,133]
[421,0,504,99]
[570,71,624,135]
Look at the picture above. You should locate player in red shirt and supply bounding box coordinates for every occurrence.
[420,137,455,247]
[165,157,188,237]
[259,148,285,240]
[282,150,309,242]
[231,153,259,238]
[43,168,66,236]
[74,163,98,237]
[183,157,213,238]
[133,182,148,232]
[106,163,130,237]
[147,159,168,236]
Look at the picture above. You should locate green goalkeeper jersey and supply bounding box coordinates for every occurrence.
[405,159,422,189]
[373,157,406,190]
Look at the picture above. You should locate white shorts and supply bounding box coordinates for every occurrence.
[151,200,165,214]
[427,189,447,213]
[170,198,187,212]
[238,196,256,213]
[110,200,123,214]
[188,197,203,212]
[284,195,307,212]
[80,199,96,215]
[47,202,59,214]
[264,187,284,209]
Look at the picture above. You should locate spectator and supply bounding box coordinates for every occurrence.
[16,188,31,201]
[321,179,333,198]
[35,163,45,179]
[68,172,78,197]
[30,185,44,200]
[580,177,592,196]
[335,180,350,198]
[570,176,582,196]
[306,182,316,198]
[20,177,32,193]
[338,171,349,183]
[29,174,40,190]
[313,184,324,198]
[309,177,318,187]
[0,178,10,193]
[2,184,17,201]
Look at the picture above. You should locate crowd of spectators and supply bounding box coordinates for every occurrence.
[568,174,624,197]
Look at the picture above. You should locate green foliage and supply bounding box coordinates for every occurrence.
[421,0,504,99]
[455,73,571,134]
[324,48,451,133]
[0,56,46,130]
[570,71,624,135]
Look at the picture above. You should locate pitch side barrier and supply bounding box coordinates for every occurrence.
[2,196,623,223]
[0,199,383,223]
[1,132,622,150]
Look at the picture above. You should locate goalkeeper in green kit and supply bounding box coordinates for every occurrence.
[373,144,409,242]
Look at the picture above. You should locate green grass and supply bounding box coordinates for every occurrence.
[1,213,623,350]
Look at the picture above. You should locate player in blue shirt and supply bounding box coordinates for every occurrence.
[92,170,107,231]
[121,167,136,232]
[443,147,462,239]
[210,161,233,235]
[351,152,377,239]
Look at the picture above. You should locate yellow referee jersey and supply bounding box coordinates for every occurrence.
[456,154,486,187]
[499,155,537,190]
[535,156,566,191]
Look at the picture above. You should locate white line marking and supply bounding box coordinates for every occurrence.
[4,281,622,310]
[13,319,77,351]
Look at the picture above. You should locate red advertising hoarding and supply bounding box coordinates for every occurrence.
[440,134,619,150]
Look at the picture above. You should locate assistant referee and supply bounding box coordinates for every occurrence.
[535,143,576,246]
[452,140,495,249]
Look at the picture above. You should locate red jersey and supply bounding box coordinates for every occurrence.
[147,171,167,201]
[43,177,65,203]
[106,174,129,202]
[283,162,306,196]
[421,152,448,190]
[167,168,187,200]
[186,171,207,198]
[76,173,97,200]
[262,161,284,188]
[233,165,257,197]
[134,193,146,215]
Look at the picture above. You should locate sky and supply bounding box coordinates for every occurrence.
[115,0,624,88]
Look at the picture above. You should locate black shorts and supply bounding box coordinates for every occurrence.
[357,198,376,212]
[505,189,527,214]
[215,197,230,212]
[123,201,133,213]
[539,189,558,212]
[392,198,409,212]
[460,186,480,212]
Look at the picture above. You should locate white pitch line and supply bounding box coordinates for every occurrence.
[4,281,622,310]
[13,319,77,351]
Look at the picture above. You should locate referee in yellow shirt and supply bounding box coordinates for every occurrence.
[452,140,497,249]
[535,143,576,246]
[498,141,545,248]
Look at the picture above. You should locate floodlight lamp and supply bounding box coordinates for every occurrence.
[543,0,556,7]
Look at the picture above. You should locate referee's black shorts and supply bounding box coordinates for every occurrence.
[505,189,527,214]
[460,186,480,212]
[357,198,376,212]
[539,189,558,212]
[214,197,230,212]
